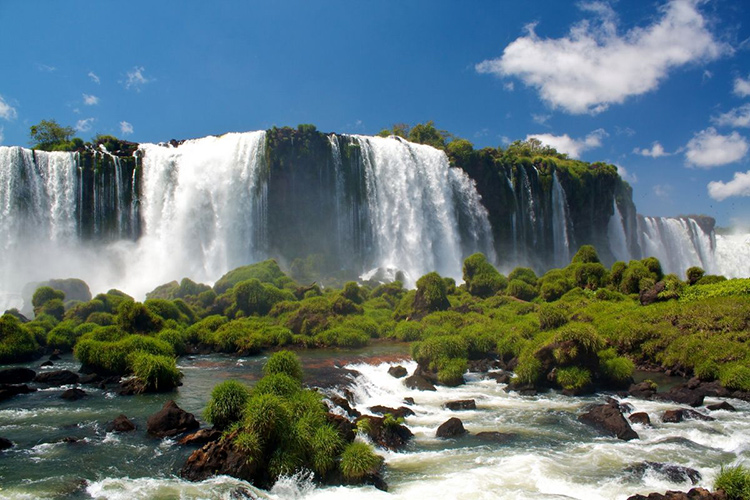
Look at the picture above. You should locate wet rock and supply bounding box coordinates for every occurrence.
[0,367,36,384]
[0,383,36,402]
[368,405,414,419]
[654,386,704,408]
[326,413,356,443]
[178,429,222,446]
[78,373,100,385]
[579,401,639,441]
[49,350,62,361]
[147,400,199,438]
[639,281,666,306]
[41,360,54,367]
[60,388,86,401]
[504,380,538,395]
[181,431,258,482]
[358,415,413,450]
[230,487,260,499]
[436,417,467,438]
[403,397,415,405]
[629,412,652,426]
[662,409,715,423]
[626,488,726,500]
[468,358,502,373]
[0,437,13,450]
[404,374,436,391]
[328,395,360,418]
[625,461,702,485]
[443,399,476,411]
[107,414,136,432]
[387,365,408,378]
[60,436,80,444]
[706,401,735,412]
[486,371,512,384]
[696,381,732,399]
[34,370,79,386]
[475,431,514,443]
[628,381,657,400]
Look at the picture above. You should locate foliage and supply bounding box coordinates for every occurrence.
[414,272,451,313]
[571,245,600,264]
[128,352,182,393]
[463,253,507,298]
[340,441,381,481]
[437,357,468,386]
[116,300,163,334]
[506,279,538,301]
[204,380,251,430]
[263,350,304,381]
[539,305,568,331]
[29,119,81,151]
[714,464,750,500]
[0,314,40,363]
[555,366,592,391]
[32,286,65,313]
[214,259,293,294]
[686,266,705,285]
[680,278,750,302]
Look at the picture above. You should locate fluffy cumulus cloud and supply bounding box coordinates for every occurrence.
[712,104,750,128]
[0,95,17,120]
[119,121,134,135]
[526,128,607,158]
[633,141,669,158]
[734,75,750,98]
[82,93,99,106]
[685,128,749,168]
[616,165,637,184]
[476,0,728,114]
[708,170,750,201]
[125,66,151,91]
[88,71,100,84]
[75,118,95,133]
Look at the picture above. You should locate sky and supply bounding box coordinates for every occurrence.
[1,0,749,227]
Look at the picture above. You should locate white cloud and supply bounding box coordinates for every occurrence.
[88,71,100,84]
[500,135,512,145]
[734,75,750,98]
[532,113,551,125]
[75,118,95,133]
[617,164,637,184]
[634,141,669,158]
[476,0,728,114]
[0,95,17,120]
[685,127,749,168]
[503,81,515,91]
[708,170,750,201]
[713,104,750,128]
[125,66,151,91]
[119,121,134,136]
[653,184,672,198]
[526,128,607,158]
[36,63,56,72]
[702,69,712,81]
[615,126,636,137]
[82,94,99,106]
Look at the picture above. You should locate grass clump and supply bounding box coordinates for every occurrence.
[204,380,250,430]
[128,352,182,392]
[340,441,381,481]
[714,464,750,500]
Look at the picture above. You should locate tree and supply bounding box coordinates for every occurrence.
[29,119,81,151]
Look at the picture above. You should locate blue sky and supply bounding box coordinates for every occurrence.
[1,0,749,227]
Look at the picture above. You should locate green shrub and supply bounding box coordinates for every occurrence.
[204,380,251,430]
[508,267,538,286]
[714,464,750,500]
[38,298,65,321]
[539,305,568,331]
[341,282,366,304]
[145,299,186,323]
[463,253,507,298]
[263,350,303,381]
[116,301,163,334]
[340,441,380,481]
[411,335,468,370]
[253,373,302,398]
[620,261,653,294]
[32,286,65,313]
[86,311,114,326]
[46,320,80,350]
[214,260,293,294]
[414,272,450,313]
[571,245,600,264]
[157,328,189,355]
[598,349,634,385]
[315,326,369,348]
[310,424,344,476]
[127,352,182,393]
[393,321,423,341]
[514,354,542,385]
[506,279,538,301]
[0,314,40,363]
[694,360,720,381]
[437,358,467,386]
[719,363,750,391]
[686,266,705,285]
[555,366,592,391]
[540,279,571,302]
[641,257,663,282]
[186,315,228,344]
[609,261,627,288]
[572,263,608,290]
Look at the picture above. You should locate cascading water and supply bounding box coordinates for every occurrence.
[551,172,571,267]
[637,216,717,276]
[607,200,630,263]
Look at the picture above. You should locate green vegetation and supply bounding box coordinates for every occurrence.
[204,380,251,430]
[0,314,40,363]
[29,119,83,151]
[714,464,750,500]
[340,441,381,481]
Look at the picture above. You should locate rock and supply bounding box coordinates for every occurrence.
[230,487,260,499]
[629,412,652,426]
[654,386,704,408]
[34,370,79,386]
[404,374,436,391]
[662,409,715,423]
[706,401,735,412]
[147,401,199,438]
[41,360,54,367]
[387,365,408,378]
[436,417,467,438]
[368,405,414,419]
[60,388,86,401]
[78,373,101,385]
[181,431,258,482]
[178,429,222,446]
[626,488,726,500]
[579,402,639,441]
[326,413,356,443]
[0,383,36,402]
[504,380,538,395]
[486,371,512,384]
[695,381,732,399]
[0,367,36,384]
[0,437,13,450]
[468,358,502,373]
[358,415,413,450]
[107,414,136,432]
[443,399,476,411]
[60,437,80,444]
[625,461,702,485]
[628,381,657,400]
[475,431,514,443]
[328,395,360,418]
[403,397,415,405]
[639,281,666,306]
[49,350,62,361]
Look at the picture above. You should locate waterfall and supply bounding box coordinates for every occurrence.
[637,216,716,276]
[354,135,494,285]
[551,172,571,267]
[607,200,629,263]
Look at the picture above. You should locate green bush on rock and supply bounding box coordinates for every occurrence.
[204,380,251,430]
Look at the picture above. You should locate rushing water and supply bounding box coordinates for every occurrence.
[2,352,748,499]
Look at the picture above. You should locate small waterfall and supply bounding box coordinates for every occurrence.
[551,172,571,267]
[714,233,750,278]
[607,200,629,263]
[637,216,716,276]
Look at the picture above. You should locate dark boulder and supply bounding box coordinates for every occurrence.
[34,370,79,386]
[181,431,258,482]
[626,488,726,500]
[468,358,502,373]
[436,417,467,438]
[628,381,657,400]
[107,414,136,432]
[60,388,86,401]
[654,386,704,408]
[662,409,715,423]
[629,412,652,426]
[358,415,413,450]
[639,281,666,306]
[178,429,222,446]
[368,405,414,419]
[404,374,436,391]
[706,401,735,412]
[475,431,514,443]
[328,395,360,418]
[387,365,408,378]
[0,383,36,402]
[579,402,638,441]
[0,437,13,450]
[146,400,199,438]
[0,367,36,384]
[486,371,512,384]
[444,399,476,411]
[326,413,356,443]
[625,461,702,485]
[403,397,415,405]
[41,360,54,367]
